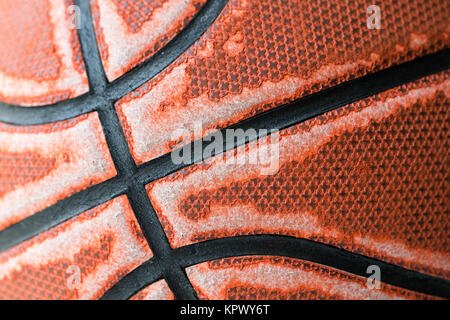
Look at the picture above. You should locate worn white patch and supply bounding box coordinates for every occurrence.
[173,204,343,247]
[0,196,152,300]
[96,0,194,80]
[187,258,413,300]
[0,113,116,230]
[120,57,383,163]
[0,0,88,105]
[355,236,450,276]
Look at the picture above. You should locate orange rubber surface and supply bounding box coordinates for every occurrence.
[187,256,436,300]
[147,71,450,279]
[0,0,88,106]
[116,0,449,164]
[0,0,448,301]
[0,113,116,231]
[92,0,207,80]
[0,196,152,300]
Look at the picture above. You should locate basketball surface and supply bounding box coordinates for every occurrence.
[0,0,448,300]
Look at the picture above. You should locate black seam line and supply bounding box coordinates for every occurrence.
[0,50,448,272]
[97,103,138,176]
[126,184,198,300]
[94,48,450,300]
[0,177,128,252]
[75,0,108,92]
[101,235,450,300]
[135,48,450,185]
[74,0,137,177]
[0,93,100,126]
[104,0,229,101]
[100,258,163,300]
[99,257,198,300]
[73,0,199,300]
[0,0,228,125]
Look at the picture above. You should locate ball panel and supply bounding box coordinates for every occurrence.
[92,0,207,80]
[0,196,152,300]
[187,256,435,300]
[0,113,117,231]
[115,0,449,164]
[147,71,450,279]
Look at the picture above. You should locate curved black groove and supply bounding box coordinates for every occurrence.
[74,0,108,92]
[73,0,199,300]
[0,50,448,260]
[96,100,138,177]
[0,0,447,300]
[105,0,229,101]
[0,177,127,252]
[0,93,100,126]
[101,258,163,300]
[0,0,228,125]
[125,179,199,299]
[136,49,450,184]
[101,235,450,300]
[100,256,198,300]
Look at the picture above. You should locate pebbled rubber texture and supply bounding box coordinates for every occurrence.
[0,0,88,106]
[147,71,450,279]
[0,113,116,231]
[187,256,437,300]
[116,0,449,164]
[0,196,152,300]
[92,0,207,80]
[0,0,449,300]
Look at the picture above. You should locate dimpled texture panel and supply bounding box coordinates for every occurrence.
[130,280,175,300]
[0,0,88,106]
[92,0,207,80]
[147,71,450,279]
[112,0,166,32]
[187,256,436,300]
[0,236,113,300]
[116,0,449,164]
[0,113,117,231]
[0,152,56,198]
[0,0,449,301]
[0,0,59,81]
[0,196,152,300]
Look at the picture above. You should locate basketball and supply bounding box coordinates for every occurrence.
[0,0,448,302]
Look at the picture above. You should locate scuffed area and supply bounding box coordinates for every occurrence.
[0,0,88,106]
[0,113,117,231]
[116,0,449,164]
[187,256,436,300]
[147,71,450,279]
[130,280,175,300]
[92,0,207,80]
[0,196,152,300]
